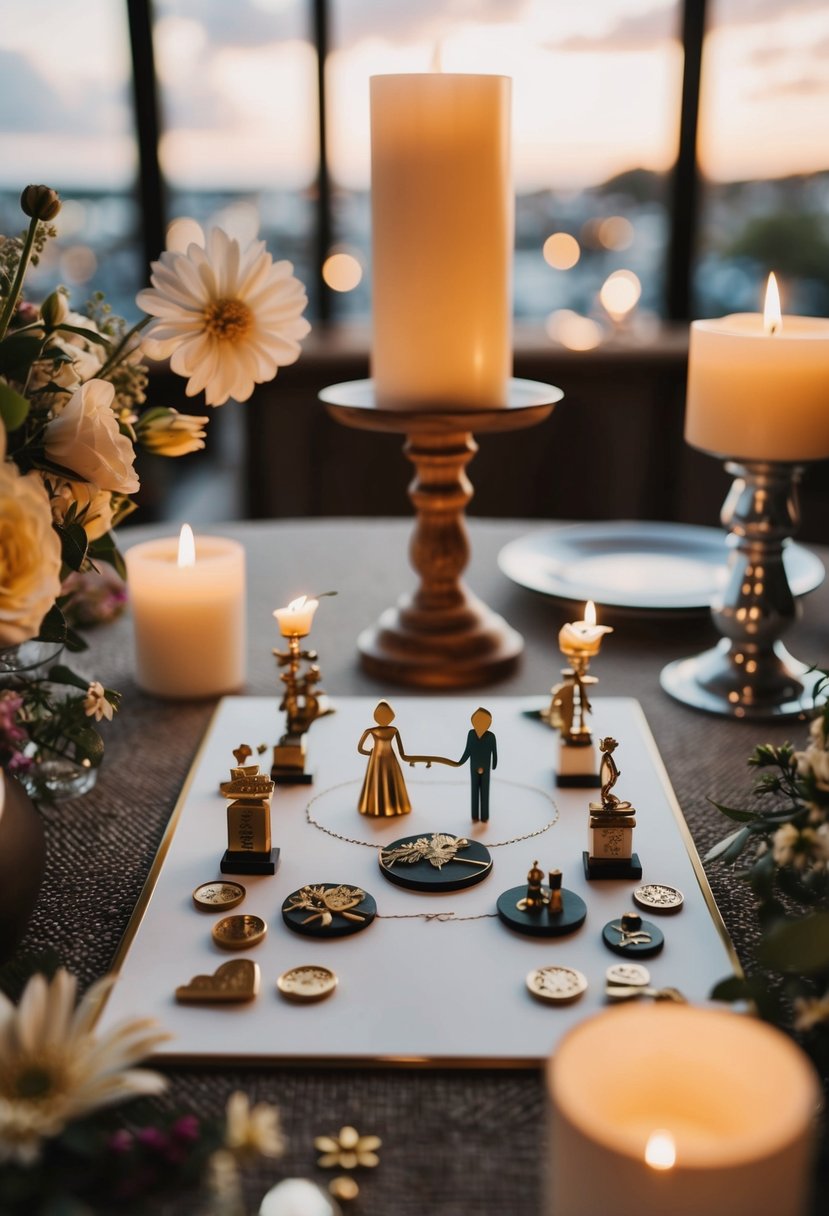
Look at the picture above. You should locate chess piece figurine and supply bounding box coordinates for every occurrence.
[517,860,546,911]
[221,748,279,876]
[454,707,498,822]
[583,737,642,880]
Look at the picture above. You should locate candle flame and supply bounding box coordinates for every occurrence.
[644,1129,676,1171]
[763,272,782,335]
[288,596,308,612]
[585,600,597,626]
[177,523,196,568]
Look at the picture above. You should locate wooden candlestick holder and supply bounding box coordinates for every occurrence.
[320,378,562,688]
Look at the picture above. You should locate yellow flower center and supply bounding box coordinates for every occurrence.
[2,1060,66,1102]
[203,297,253,340]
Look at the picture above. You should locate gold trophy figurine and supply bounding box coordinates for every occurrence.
[584,736,642,881]
[545,601,613,788]
[271,595,333,784]
[221,745,279,876]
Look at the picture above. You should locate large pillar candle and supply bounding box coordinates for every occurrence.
[685,281,829,460]
[125,527,245,699]
[547,1004,820,1216]
[370,72,512,409]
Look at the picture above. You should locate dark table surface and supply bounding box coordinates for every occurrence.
[6,518,829,1214]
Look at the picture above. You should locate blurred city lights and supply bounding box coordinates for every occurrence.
[323,251,363,292]
[545,308,603,351]
[543,231,580,270]
[599,269,642,320]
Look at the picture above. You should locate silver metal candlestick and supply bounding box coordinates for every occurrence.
[660,460,822,720]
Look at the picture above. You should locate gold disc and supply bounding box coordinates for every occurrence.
[329,1177,360,1202]
[192,880,246,912]
[605,962,651,988]
[277,965,338,1003]
[526,965,587,1005]
[212,913,267,950]
[632,883,684,914]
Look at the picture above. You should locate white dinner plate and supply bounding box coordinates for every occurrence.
[498,520,825,613]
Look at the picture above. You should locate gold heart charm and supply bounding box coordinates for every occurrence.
[175,959,260,1004]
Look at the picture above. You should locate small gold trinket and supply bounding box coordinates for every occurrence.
[192,880,246,911]
[175,959,260,1004]
[329,1177,360,1202]
[606,962,651,988]
[315,1126,381,1170]
[277,965,338,1003]
[526,965,587,1005]
[632,883,684,914]
[212,913,267,950]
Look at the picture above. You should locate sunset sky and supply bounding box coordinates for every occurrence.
[1,0,828,191]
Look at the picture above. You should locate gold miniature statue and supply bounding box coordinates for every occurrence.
[221,747,278,875]
[271,615,332,785]
[585,737,642,880]
[548,868,563,915]
[517,859,547,911]
[596,736,633,811]
[357,700,417,817]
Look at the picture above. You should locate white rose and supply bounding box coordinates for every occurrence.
[45,379,139,494]
[0,459,63,646]
[795,744,829,791]
[50,478,115,542]
[771,822,798,866]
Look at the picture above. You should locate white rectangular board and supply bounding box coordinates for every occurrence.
[98,697,737,1066]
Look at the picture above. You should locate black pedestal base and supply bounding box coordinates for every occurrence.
[496,886,586,937]
[271,767,314,785]
[556,773,600,788]
[221,847,280,876]
[583,851,642,880]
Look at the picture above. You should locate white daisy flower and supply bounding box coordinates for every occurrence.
[224,1090,285,1160]
[137,224,310,407]
[0,969,169,1165]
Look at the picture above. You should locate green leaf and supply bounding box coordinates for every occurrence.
[710,975,750,1003]
[0,332,43,377]
[62,626,87,654]
[705,825,753,864]
[746,848,776,901]
[36,603,67,644]
[706,798,756,824]
[0,379,30,431]
[47,664,91,692]
[756,912,829,974]
[88,532,126,580]
[57,521,88,572]
[53,321,110,348]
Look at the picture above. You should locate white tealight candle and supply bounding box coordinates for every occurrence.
[558,600,613,659]
[685,273,829,461]
[547,1004,820,1216]
[125,526,246,699]
[273,595,318,639]
[370,71,512,409]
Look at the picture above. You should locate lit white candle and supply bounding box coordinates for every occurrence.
[685,273,829,461]
[370,71,512,409]
[273,595,318,639]
[125,525,245,698]
[558,600,613,659]
[547,1004,820,1216]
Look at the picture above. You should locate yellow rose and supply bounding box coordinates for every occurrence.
[50,479,115,542]
[0,457,62,646]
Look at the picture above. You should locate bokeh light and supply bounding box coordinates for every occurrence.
[322,252,363,292]
[598,216,634,251]
[543,232,580,270]
[545,309,603,351]
[599,269,642,321]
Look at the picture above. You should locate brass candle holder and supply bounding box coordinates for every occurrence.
[320,378,562,688]
[271,600,331,783]
[660,460,823,720]
[545,603,613,787]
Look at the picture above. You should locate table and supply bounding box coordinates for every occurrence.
[5,519,828,1215]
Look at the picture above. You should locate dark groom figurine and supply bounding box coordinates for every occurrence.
[455,707,497,822]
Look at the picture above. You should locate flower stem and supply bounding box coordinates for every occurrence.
[0,217,39,342]
[97,316,150,380]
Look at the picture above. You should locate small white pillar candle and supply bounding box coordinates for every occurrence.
[125,526,245,698]
[273,595,318,638]
[686,274,829,461]
[547,1004,820,1216]
[370,72,512,409]
[558,601,613,659]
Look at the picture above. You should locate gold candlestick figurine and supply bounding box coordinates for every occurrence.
[545,600,612,787]
[271,595,332,784]
[221,745,279,876]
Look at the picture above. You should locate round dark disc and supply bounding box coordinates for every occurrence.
[497,885,587,937]
[281,883,377,938]
[602,916,664,958]
[378,832,492,892]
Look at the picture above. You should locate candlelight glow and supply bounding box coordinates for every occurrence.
[177,523,195,568]
[584,600,597,626]
[763,272,782,336]
[599,269,642,321]
[543,232,580,270]
[322,252,362,292]
[545,309,603,351]
[645,1129,676,1171]
[288,596,309,613]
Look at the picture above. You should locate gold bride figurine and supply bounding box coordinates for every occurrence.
[357,700,418,817]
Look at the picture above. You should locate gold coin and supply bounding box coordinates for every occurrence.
[277,965,338,1003]
[212,914,267,950]
[526,965,587,1005]
[606,962,651,988]
[632,883,684,913]
[192,880,246,911]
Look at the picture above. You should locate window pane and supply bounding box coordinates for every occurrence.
[328,0,682,335]
[0,0,141,320]
[152,0,316,306]
[696,0,829,317]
